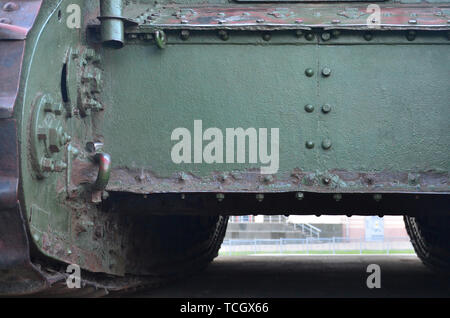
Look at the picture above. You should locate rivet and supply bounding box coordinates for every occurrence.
[263,175,273,183]
[406,30,416,41]
[181,19,188,24]
[295,192,304,200]
[0,17,11,24]
[256,18,265,23]
[321,32,331,41]
[333,194,342,202]
[2,2,19,11]
[305,141,315,149]
[181,194,186,200]
[218,30,229,41]
[331,30,340,38]
[408,19,417,24]
[322,139,332,150]
[217,20,226,24]
[363,32,373,41]
[373,194,382,202]
[331,19,341,24]
[262,33,271,41]
[304,104,314,113]
[216,193,225,202]
[305,68,314,77]
[322,104,332,113]
[180,30,190,41]
[322,67,332,77]
[295,30,303,38]
[295,19,304,24]
[256,194,264,202]
[305,33,314,41]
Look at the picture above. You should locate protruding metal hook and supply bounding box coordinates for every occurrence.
[93,152,111,191]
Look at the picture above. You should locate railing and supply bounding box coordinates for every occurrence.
[292,223,322,238]
[219,237,415,256]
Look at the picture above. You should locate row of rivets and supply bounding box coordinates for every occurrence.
[212,192,384,202]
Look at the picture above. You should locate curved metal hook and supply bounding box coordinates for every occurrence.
[93,153,111,191]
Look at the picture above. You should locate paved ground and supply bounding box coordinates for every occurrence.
[124,255,450,298]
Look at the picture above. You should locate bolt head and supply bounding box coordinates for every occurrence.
[373,194,382,202]
[363,32,373,41]
[3,2,19,12]
[305,68,314,77]
[321,32,331,41]
[218,30,229,41]
[216,193,225,202]
[333,194,342,202]
[322,67,332,77]
[180,30,190,41]
[256,194,264,202]
[262,33,271,41]
[305,33,314,41]
[304,104,314,113]
[263,175,273,183]
[322,104,332,113]
[295,192,304,200]
[322,139,332,150]
[305,141,315,149]
[406,30,416,41]
[331,30,341,37]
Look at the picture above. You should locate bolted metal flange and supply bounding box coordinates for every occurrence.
[31,94,70,178]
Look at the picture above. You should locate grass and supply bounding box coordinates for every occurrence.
[219,250,415,256]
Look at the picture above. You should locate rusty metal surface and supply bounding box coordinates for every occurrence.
[0,119,18,210]
[107,168,449,194]
[124,4,450,31]
[0,0,42,40]
[0,41,25,119]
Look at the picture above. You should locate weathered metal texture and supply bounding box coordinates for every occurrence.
[0,41,25,119]
[107,169,449,194]
[0,1,42,118]
[123,4,450,31]
[101,44,449,195]
[0,119,18,209]
[0,0,42,40]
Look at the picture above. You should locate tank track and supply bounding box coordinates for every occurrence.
[25,215,229,297]
[404,215,450,274]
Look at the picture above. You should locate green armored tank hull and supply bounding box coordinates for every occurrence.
[0,0,449,295]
